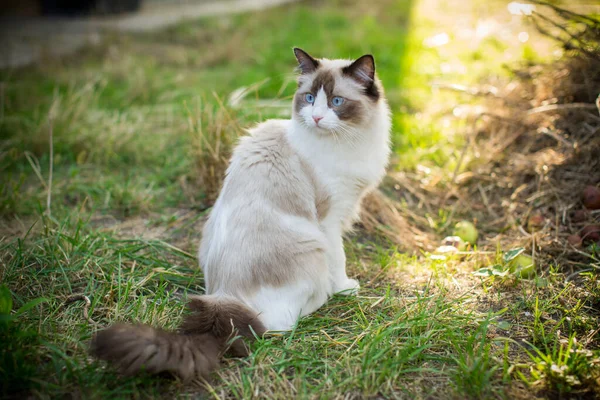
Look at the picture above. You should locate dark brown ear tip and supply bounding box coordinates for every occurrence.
[293,47,309,58]
[360,54,375,66]
[293,48,319,74]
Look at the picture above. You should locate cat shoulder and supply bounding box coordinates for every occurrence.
[246,119,291,139]
[233,119,294,162]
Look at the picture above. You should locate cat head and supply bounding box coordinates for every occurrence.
[292,48,383,135]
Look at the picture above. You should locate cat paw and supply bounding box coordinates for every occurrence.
[333,278,360,296]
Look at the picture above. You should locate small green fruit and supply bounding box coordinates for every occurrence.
[510,254,536,279]
[453,221,478,244]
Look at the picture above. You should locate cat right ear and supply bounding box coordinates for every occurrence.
[293,48,319,74]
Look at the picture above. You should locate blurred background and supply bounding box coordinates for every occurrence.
[1,0,596,220]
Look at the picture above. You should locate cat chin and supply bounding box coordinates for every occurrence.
[315,129,339,138]
[304,122,339,135]
[303,125,329,135]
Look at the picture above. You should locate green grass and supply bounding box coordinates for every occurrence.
[1,220,508,398]
[1,0,600,398]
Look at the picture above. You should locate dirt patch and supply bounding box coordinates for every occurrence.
[91,208,205,253]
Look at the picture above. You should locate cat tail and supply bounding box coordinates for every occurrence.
[90,295,266,380]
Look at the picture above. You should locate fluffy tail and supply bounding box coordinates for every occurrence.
[90,296,266,380]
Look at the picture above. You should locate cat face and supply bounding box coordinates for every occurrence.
[292,48,381,135]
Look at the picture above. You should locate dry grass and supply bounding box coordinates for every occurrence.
[454,4,600,268]
[360,190,434,253]
[374,2,600,269]
[186,94,244,206]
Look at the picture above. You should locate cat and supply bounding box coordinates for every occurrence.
[92,48,391,380]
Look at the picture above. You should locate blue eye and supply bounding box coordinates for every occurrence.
[305,93,315,103]
[332,96,344,106]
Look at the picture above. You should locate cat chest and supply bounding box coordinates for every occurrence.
[315,175,370,220]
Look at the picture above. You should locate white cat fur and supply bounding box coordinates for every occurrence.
[199,51,391,331]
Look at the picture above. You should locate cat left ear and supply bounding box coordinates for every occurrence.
[293,48,319,74]
[342,54,375,86]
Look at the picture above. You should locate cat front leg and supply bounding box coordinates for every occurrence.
[324,226,360,295]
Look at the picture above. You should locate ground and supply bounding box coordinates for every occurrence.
[1,0,600,399]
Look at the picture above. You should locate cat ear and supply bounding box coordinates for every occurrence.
[343,54,375,86]
[293,48,319,74]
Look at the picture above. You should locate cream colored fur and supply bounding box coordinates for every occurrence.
[198,51,391,331]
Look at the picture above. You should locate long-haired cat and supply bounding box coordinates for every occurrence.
[92,48,391,380]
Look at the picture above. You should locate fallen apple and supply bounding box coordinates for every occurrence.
[567,234,582,248]
[509,254,536,279]
[453,221,478,244]
[572,209,589,223]
[581,225,600,244]
[527,213,545,232]
[583,186,600,210]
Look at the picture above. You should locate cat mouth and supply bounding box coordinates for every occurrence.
[311,121,332,131]
[313,125,333,134]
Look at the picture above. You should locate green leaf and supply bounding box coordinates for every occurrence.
[503,248,525,263]
[496,321,511,330]
[473,264,509,277]
[473,268,492,277]
[0,285,13,315]
[15,297,49,316]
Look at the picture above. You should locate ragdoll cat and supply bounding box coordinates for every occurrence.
[92,48,391,380]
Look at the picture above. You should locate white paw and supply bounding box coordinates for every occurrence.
[333,278,360,296]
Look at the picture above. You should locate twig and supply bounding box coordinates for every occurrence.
[443,114,481,207]
[47,122,53,217]
[64,294,96,325]
[480,112,528,127]
[538,128,573,147]
[432,82,500,98]
[24,152,48,190]
[532,11,594,54]
[526,103,599,116]
[529,16,600,61]
[529,0,600,27]
[518,225,532,238]
[154,239,195,259]
[450,134,471,186]
[585,327,600,346]
[565,268,595,282]
[477,183,499,218]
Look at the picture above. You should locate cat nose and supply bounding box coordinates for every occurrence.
[313,116,323,125]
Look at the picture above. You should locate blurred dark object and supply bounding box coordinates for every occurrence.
[94,0,143,15]
[0,0,41,16]
[42,0,143,15]
[0,0,142,17]
[40,0,96,16]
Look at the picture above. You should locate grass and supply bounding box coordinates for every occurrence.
[2,0,600,398]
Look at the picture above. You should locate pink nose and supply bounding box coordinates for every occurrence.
[313,116,323,125]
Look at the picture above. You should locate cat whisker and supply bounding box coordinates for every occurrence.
[334,124,361,149]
